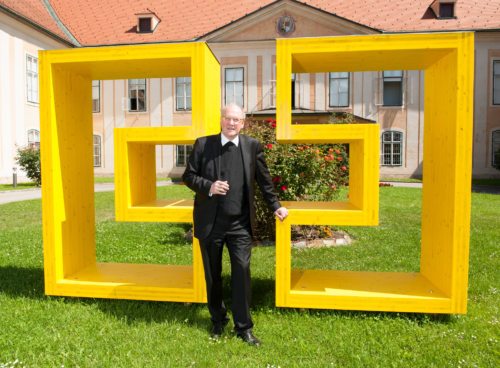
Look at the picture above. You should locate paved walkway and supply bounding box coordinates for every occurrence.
[0,182,172,205]
[0,181,497,205]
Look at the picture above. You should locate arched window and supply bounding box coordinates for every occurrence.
[27,129,40,149]
[93,135,102,167]
[381,131,403,166]
[492,130,500,167]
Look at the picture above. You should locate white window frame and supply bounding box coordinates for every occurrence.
[381,130,404,166]
[382,70,404,107]
[492,129,500,167]
[26,54,39,104]
[93,135,102,167]
[175,77,192,111]
[27,129,40,149]
[128,79,147,112]
[92,80,101,113]
[328,72,350,108]
[270,63,276,108]
[224,66,245,108]
[493,60,500,106]
[176,145,193,167]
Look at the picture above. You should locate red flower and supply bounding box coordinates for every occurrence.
[341,165,347,171]
[266,143,273,149]
[272,176,281,183]
[271,122,277,128]
[280,185,288,191]
[337,156,343,162]
[335,149,341,154]
[264,118,274,123]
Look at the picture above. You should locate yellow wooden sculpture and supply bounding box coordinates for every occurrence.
[40,33,473,313]
[40,42,220,302]
[275,32,474,313]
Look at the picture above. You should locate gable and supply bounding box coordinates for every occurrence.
[203,1,378,42]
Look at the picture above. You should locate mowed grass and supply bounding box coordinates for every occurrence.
[0,186,498,367]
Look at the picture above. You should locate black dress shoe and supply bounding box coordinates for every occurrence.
[236,330,261,346]
[210,319,229,339]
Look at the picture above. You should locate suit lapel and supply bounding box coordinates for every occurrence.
[212,134,222,180]
[239,134,252,183]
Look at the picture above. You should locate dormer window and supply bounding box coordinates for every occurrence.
[430,0,456,19]
[138,17,152,33]
[439,3,455,18]
[136,10,160,33]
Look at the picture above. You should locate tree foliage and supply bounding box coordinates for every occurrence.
[16,147,41,186]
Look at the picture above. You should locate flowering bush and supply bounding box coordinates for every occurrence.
[244,118,349,240]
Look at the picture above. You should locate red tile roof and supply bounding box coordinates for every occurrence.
[317,0,500,32]
[0,0,72,44]
[2,0,500,47]
[47,0,278,45]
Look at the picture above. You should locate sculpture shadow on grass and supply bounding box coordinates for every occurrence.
[0,266,45,299]
[0,266,453,325]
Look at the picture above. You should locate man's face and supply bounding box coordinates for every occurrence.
[220,105,244,140]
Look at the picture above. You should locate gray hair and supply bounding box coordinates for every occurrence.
[221,103,245,119]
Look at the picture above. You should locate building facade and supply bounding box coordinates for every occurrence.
[1,0,500,183]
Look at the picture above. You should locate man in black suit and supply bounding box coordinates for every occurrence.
[182,103,288,346]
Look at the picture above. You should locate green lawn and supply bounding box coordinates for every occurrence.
[0,186,498,367]
[0,182,38,191]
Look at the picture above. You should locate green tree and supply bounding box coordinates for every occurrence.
[16,147,41,186]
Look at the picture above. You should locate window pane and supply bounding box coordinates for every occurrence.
[494,62,500,105]
[92,80,100,113]
[26,55,39,103]
[381,131,403,166]
[330,72,349,78]
[176,96,185,110]
[93,135,101,167]
[234,68,243,81]
[383,81,403,106]
[383,70,403,78]
[493,130,500,166]
[329,73,349,107]
[235,82,243,96]
[176,145,194,167]
[225,68,244,107]
[128,79,146,111]
[226,69,235,81]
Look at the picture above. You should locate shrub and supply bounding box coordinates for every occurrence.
[244,118,349,240]
[16,146,41,186]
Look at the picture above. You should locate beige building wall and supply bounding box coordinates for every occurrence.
[474,32,500,177]
[0,12,68,183]
[2,3,499,182]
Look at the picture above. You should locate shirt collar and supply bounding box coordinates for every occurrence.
[221,133,239,147]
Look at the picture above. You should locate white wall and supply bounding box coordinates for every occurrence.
[0,12,68,183]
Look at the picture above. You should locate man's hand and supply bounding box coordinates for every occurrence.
[210,180,230,195]
[274,207,288,221]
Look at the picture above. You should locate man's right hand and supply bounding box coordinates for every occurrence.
[210,180,230,195]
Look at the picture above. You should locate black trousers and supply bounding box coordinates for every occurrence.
[199,214,253,332]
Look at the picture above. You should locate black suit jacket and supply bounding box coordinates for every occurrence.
[182,133,281,240]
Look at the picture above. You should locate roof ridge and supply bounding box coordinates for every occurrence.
[41,0,80,46]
